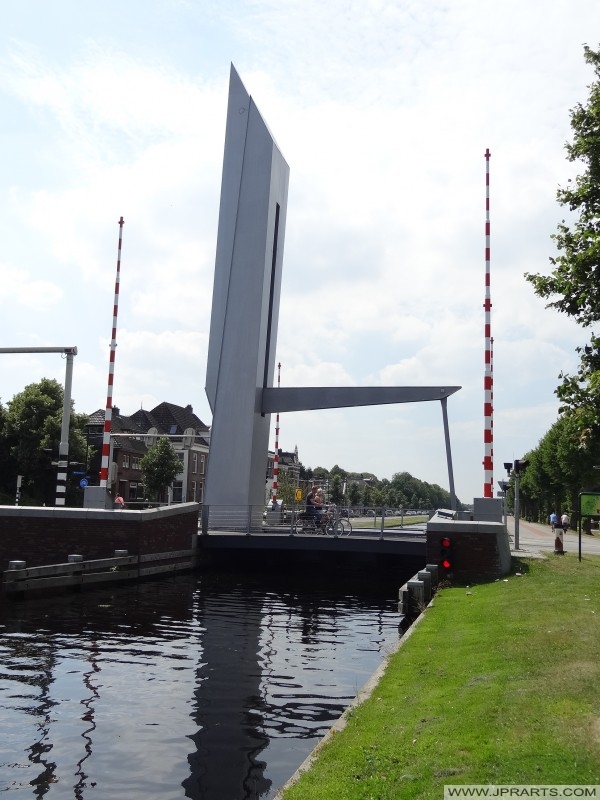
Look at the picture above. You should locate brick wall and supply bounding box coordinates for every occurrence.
[426,517,511,582]
[0,503,200,570]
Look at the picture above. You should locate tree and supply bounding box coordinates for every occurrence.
[0,400,17,503]
[312,466,330,482]
[517,412,600,523]
[329,474,343,504]
[275,469,297,508]
[3,378,88,505]
[140,436,182,503]
[525,45,600,440]
[347,481,361,506]
[362,484,373,507]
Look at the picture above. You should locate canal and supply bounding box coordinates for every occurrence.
[0,562,415,799]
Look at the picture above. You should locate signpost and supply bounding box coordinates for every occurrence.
[578,492,600,562]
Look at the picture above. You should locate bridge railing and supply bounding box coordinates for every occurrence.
[199,505,429,537]
[201,504,267,534]
[201,505,322,535]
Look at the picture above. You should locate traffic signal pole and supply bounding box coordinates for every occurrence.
[511,458,529,551]
[513,468,521,551]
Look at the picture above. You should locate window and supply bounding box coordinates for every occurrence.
[172,481,183,503]
[122,454,130,469]
[132,457,140,470]
[192,453,198,473]
[191,481,197,501]
[200,454,206,475]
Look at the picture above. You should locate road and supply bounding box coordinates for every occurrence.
[506,516,600,558]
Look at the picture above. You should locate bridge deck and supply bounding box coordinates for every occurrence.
[198,526,427,557]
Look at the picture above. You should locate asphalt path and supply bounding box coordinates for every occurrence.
[506,515,600,559]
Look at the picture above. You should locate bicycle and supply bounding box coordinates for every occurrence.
[293,506,352,536]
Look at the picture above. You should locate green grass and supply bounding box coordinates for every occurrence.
[278,554,600,799]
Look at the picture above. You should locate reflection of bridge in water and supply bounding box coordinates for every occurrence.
[2,571,403,799]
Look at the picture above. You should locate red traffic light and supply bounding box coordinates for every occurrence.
[440,536,452,571]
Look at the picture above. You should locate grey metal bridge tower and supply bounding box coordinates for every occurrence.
[203,66,460,532]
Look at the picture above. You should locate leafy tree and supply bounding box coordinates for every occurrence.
[312,466,329,481]
[330,464,347,481]
[0,400,18,503]
[275,469,296,508]
[518,412,600,523]
[3,378,88,505]
[140,436,182,503]
[329,474,343,504]
[362,484,373,507]
[372,487,385,509]
[525,45,600,440]
[347,481,361,506]
[298,465,313,483]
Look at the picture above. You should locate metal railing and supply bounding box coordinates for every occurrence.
[199,504,427,537]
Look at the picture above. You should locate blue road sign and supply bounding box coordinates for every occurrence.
[79,478,89,489]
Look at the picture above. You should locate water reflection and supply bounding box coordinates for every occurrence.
[0,567,405,799]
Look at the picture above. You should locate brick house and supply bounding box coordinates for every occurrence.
[85,402,210,506]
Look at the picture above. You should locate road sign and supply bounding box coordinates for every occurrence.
[295,488,303,501]
[79,478,89,489]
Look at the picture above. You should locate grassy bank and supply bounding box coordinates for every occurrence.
[278,554,600,799]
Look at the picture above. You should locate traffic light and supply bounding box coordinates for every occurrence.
[440,536,452,572]
[514,459,529,474]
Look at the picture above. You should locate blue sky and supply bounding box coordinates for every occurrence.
[0,0,598,504]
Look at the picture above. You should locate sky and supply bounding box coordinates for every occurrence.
[0,0,598,505]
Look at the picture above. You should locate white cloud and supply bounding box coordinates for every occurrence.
[1,0,599,502]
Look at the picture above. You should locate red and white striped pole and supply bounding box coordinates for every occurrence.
[99,217,125,490]
[271,362,281,503]
[483,149,493,497]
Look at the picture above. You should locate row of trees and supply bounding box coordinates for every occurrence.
[511,413,600,522]
[515,46,600,522]
[276,463,460,511]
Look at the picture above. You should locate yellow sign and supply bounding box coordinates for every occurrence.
[295,488,303,501]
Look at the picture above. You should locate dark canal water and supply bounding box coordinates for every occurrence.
[0,564,411,799]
